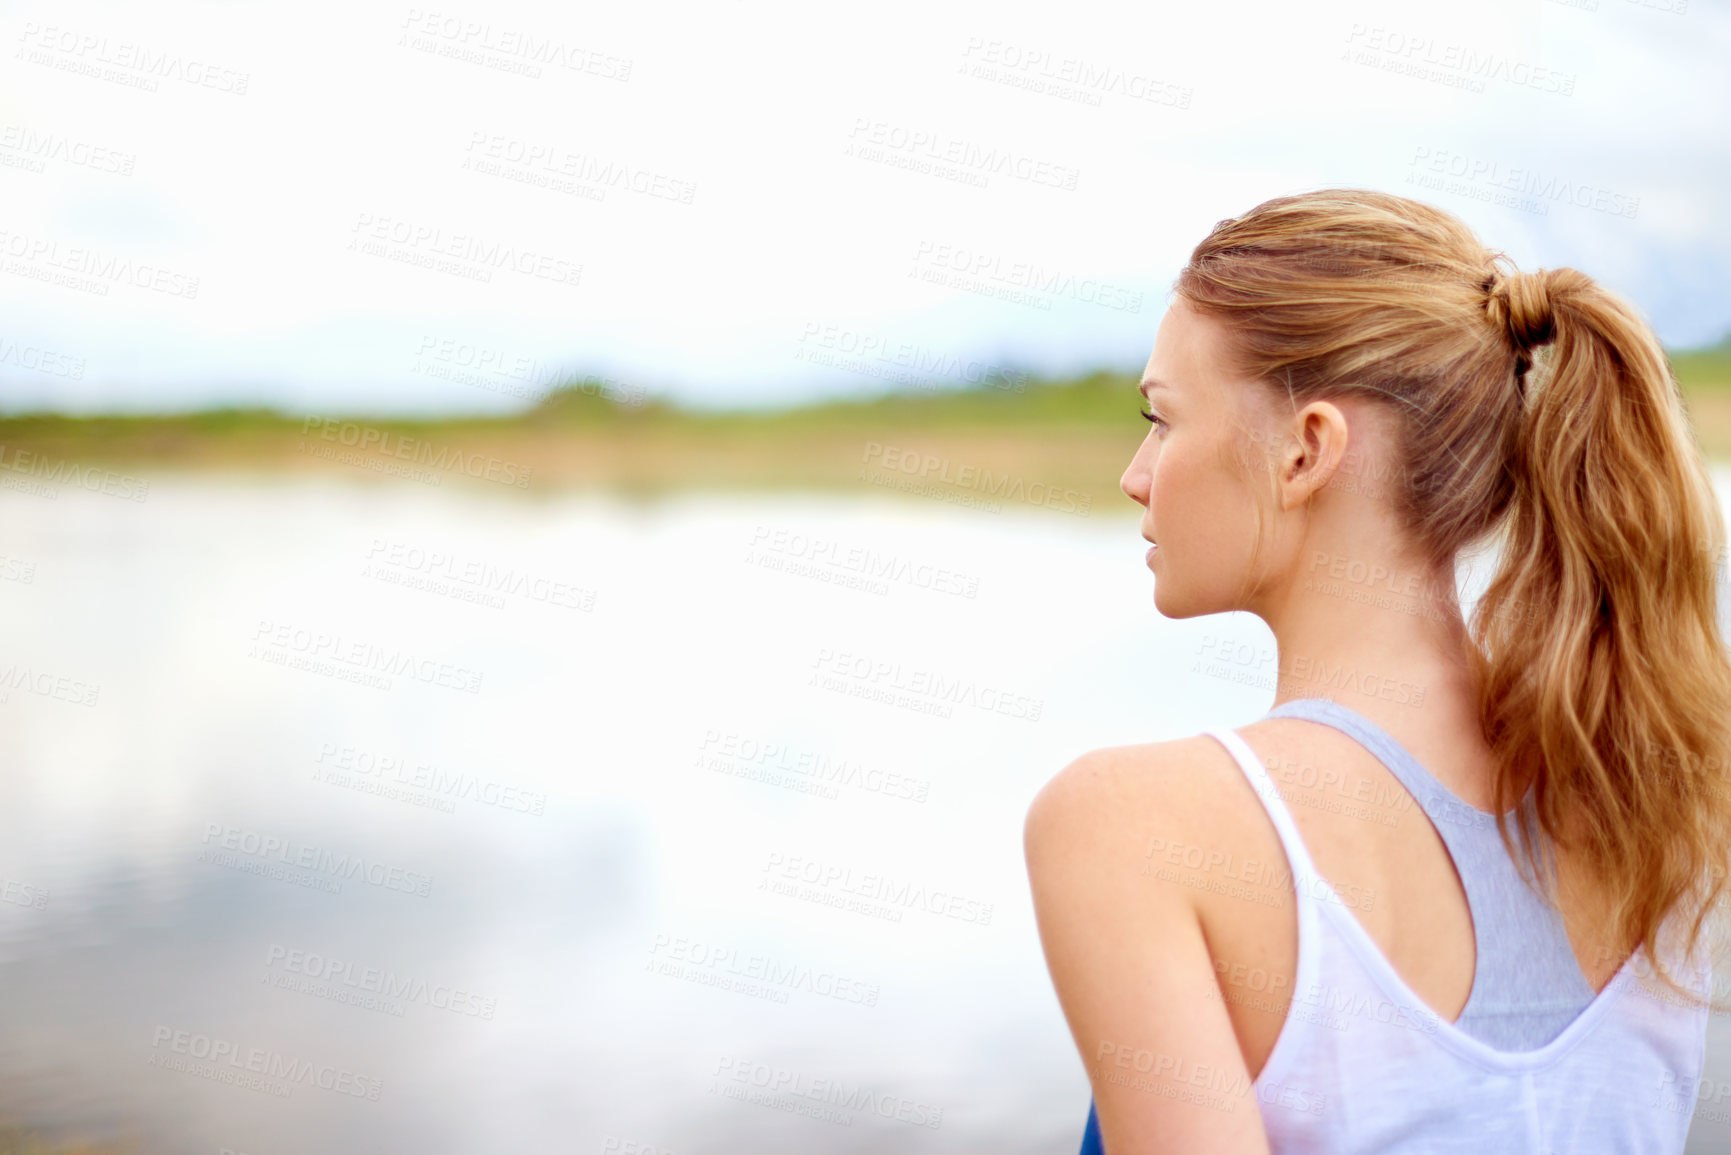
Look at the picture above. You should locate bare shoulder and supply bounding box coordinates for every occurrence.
[1022,731,1274,1152]
[1021,731,1262,958]
[1023,732,1249,864]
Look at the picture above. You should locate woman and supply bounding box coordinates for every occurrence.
[1024,188,1731,1153]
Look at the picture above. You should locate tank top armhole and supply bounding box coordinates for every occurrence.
[1203,726,1324,1092]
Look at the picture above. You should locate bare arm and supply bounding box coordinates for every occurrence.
[1025,744,1271,1155]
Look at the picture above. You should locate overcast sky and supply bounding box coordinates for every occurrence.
[1,0,1726,415]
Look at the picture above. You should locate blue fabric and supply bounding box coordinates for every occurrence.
[1078,1097,1102,1155]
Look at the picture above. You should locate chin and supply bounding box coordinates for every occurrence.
[1151,579,1213,620]
[1151,583,1186,619]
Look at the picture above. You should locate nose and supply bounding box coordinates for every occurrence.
[1121,444,1151,508]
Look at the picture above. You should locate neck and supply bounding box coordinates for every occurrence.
[1251,541,1497,806]
[1262,558,1476,714]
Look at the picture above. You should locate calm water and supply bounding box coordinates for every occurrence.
[2,472,1730,1154]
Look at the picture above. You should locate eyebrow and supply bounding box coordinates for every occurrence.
[1138,378,1172,399]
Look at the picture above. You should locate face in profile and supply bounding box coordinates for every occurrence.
[1120,297,1282,620]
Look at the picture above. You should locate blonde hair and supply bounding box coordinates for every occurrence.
[1174,188,1731,1006]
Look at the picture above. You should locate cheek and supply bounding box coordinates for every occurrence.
[1147,442,1192,535]
[1150,440,1253,559]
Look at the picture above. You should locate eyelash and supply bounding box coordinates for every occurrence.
[1140,408,1168,433]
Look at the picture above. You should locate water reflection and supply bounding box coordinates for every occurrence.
[0,474,1727,1153]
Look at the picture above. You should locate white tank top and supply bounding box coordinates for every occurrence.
[1207,723,1714,1153]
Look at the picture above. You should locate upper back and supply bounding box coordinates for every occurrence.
[1169,699,1712,1150]
[1203,698,1621,1059]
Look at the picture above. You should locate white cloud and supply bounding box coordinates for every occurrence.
[0,0,1726,414]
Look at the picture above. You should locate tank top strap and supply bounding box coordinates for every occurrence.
[1262,696,1556,890]
[1204,726,1328,895]
[1263,698,1464,822]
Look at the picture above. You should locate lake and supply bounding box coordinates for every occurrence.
[2,470,1729,1153]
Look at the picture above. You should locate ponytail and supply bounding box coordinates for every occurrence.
[1469,261,1731,1005]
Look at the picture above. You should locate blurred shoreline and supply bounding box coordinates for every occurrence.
[3,345,1729,500]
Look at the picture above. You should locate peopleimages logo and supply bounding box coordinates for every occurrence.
[845,116,1079,192]
[760,851,994,925]
[347,212,583,288]
[199,823,433,897]
[1407,146,1639,219]
[0,876,49,910]
[0,228,200,297]
[712,1056,944,1129]
[956,37,1194,110]
[313,742,549,815]
[0,444,148,502]
[300,418,534,488]
[0,660,100,706]
[808,646,1045,722]
[0,123,135,176]
[910,240,1143,313]
[747,524,981,599]
[249,618,485,695]
[0,336,85,378]
[149,1026,382,1099]
[647,933,880,1007]
[264,944,497,1019]
[363,539,593,611]
[860,442,1091,516]
[697,729,931,803]
[397,9,633,81]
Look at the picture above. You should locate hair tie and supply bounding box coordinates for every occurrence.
[1484,265,1554,392]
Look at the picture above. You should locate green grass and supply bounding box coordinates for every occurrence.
[0,336,1725,483]
[1671,339,1731,393]
[7,334,1726,440]
[0,369,1132,437]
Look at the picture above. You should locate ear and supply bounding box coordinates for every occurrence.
[1277,400,1351,512]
